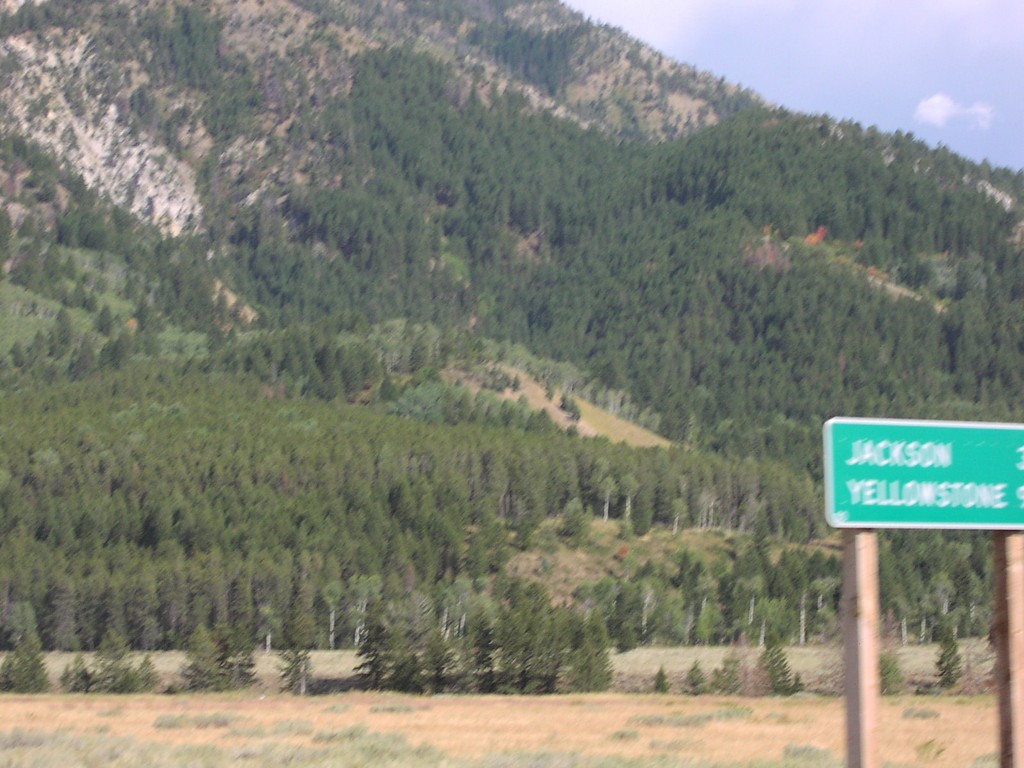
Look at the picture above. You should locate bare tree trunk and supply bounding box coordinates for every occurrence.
[641,590,655,642]
[355,597,368,647]
[799,593,806,645]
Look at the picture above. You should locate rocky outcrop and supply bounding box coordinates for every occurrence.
[0,29,203,234]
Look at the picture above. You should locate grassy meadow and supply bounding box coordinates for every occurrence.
[0,689,998,767]
[0,642,1000,767]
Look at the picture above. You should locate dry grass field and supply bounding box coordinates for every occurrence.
[0,642,1003,767]
[0,690,1000,767]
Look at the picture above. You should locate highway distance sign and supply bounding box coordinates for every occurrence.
[824,417,1024,529]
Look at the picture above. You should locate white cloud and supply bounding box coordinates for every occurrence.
[915,93,994,130]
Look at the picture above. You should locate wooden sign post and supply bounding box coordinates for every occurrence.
[842,529,879,768]
[995,532,1024,768]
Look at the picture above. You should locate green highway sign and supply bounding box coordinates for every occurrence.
[824,417,1024,529]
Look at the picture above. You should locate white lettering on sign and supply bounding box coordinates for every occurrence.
[846,479,1009,509]
[845,440,953,468]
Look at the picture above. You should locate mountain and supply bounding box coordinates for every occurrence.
[0,0,1020,664]
[3,0,1023,503]
[0,0,758,235]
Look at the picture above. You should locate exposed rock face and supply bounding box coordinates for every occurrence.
[0,0,33,13]
[0,30,203,235]
[974,178,1015,211]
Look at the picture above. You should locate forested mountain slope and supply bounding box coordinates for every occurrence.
[0,0,756,232]
[0,0,1021,663]
[0,365,988,657]
[2,0,1021,476]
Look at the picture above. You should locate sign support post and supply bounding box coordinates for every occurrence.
[843,529,879,768]
[995,531,1024,768]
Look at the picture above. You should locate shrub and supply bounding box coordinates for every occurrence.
[59,654,93,692]
[559,497,589,544]
[783,744,838,764]
[628,706,752,728]
[653,665,670,693]
[903,707,940,720]
[60,631,158,693]
[879,650,904,695]
[710,651,742,694]
[92,630,158,693]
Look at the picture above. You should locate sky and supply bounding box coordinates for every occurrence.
[562,0,1024,172]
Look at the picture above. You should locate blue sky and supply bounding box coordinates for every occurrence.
[562,0,1024,172]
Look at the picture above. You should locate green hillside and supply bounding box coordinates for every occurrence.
[0,364,988,660]
[0,0,1019,679]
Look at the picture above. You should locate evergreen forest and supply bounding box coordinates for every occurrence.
[0,0,1022,692]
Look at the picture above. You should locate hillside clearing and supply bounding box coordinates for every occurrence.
[452,365,671,448]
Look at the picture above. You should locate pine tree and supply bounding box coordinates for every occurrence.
[759,643,802,696]
[423,628,452,694]
[685,661,707,695]
[936,621,963,690]
[216,623,257,690]
[355,602,392,689]
[92,629,157,693]
[181,625,223,691]
[136,655,159,691]
[0,632,49,693]
[92,629,135,693]
[388,639,425,693]
[280,598,316,695]
[180,624,255,691]
[466,603,497,693]
[567,612,612,692]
